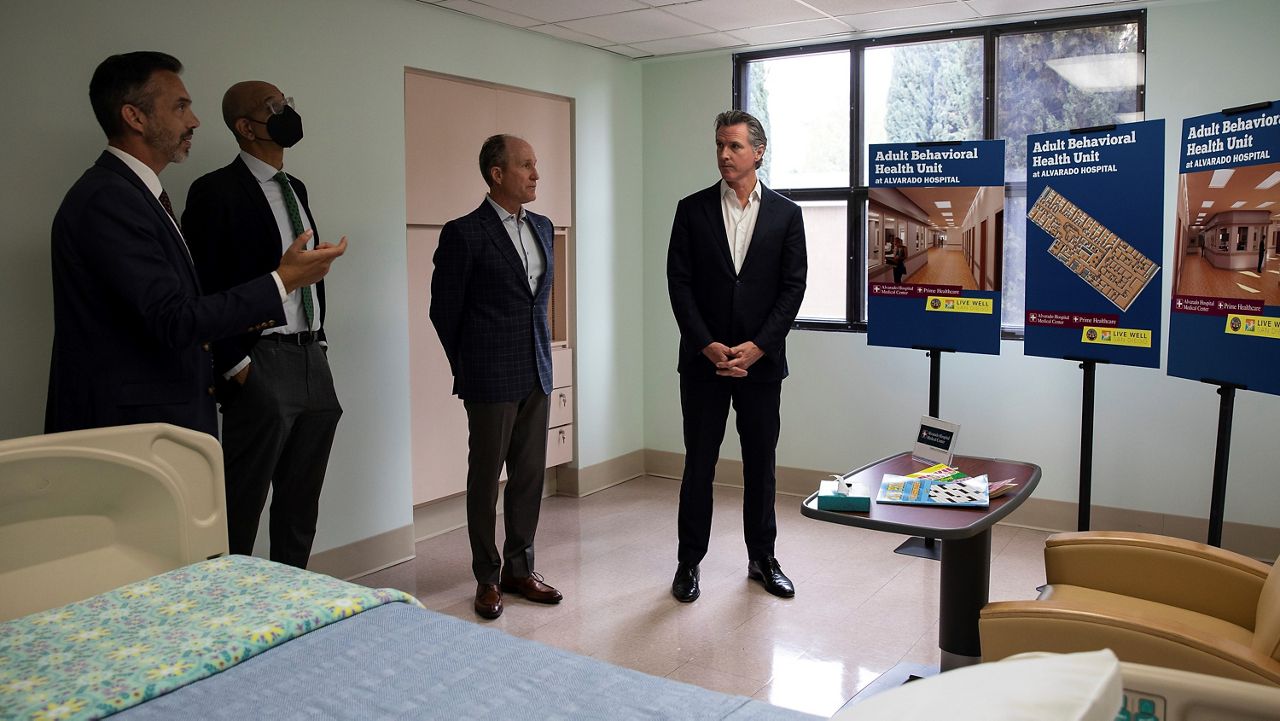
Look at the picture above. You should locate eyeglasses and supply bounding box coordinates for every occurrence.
[265,96,295,115]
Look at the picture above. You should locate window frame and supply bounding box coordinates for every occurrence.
[733,9,1146,336]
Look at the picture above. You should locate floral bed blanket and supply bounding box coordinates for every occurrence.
[0,555,421,721]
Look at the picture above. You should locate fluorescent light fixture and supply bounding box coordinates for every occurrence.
[934,201,951,208]
[1232,201,1247,208]
[1208,169,1234,188]
[940,211,953,216]
[1258,172,1280,190]
[1202,201,1214,208]
[1259,201,1275,208]
[1045,52,1144,92]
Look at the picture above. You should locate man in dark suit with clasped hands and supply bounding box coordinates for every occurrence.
[430,134,561,620]
[46,52,345,438]
[183,80,345,569]
[667,110,807,603]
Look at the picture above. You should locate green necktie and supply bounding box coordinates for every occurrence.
[273,171,314,327]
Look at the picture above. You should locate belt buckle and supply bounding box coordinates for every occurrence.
[296,331,314,345]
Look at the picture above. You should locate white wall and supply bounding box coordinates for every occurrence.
[641,0,1280,529]
[0,0,645,555]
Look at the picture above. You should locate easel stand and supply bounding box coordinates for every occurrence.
[1204,379,1243,547]
[894,347,953,561]
[1065,357,1107,531]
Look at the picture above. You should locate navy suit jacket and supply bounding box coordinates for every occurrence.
[183,156,326,391]
[667,181,807,383]
[45,150,286,436]
[429,200,554,403]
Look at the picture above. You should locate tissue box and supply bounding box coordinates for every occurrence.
[816,478,871,512]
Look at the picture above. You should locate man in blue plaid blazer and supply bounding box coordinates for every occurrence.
[430,135,560,620]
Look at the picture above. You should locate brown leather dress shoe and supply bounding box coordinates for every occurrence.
[474,583,503,619]
[500,572,563,604]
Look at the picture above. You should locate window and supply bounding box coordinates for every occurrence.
[735,11,1145,333]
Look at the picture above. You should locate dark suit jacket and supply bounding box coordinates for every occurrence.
[429,200,554,403]
[183,155,325,391]
[46,150,286,436]
[667,181,807,383]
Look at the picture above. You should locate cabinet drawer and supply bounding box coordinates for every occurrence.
[547,386,574,428]
[551,347,573,389]
[545,424,574,467]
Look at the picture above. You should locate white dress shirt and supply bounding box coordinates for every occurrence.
[486,195,545,293]
[222,151,320,379]
[720,179,761,273]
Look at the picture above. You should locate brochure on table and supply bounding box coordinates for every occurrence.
[877,473,990,508]
[1023,120,1165,368]
[867,140,1005,355]
[1167,100,1280,396]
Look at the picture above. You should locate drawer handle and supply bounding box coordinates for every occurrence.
[558,429,566,444]
[559,393,567,407]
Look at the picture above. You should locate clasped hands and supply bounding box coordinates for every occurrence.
[702,341,763,377]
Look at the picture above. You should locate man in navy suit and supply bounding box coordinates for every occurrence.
[430,134,561,619]
[46,52,345,438]
[183,81,345,568]
[667,110,807,603]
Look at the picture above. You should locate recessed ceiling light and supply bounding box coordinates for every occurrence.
[1202,201,1214,208]
[1259,201,1275,208]
[1208,169,1234,188]
[1258,171,1280,190]
[1231,201,1247,208]
[934,201,951,208]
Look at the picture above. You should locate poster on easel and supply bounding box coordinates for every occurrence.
[1167,100,1280,395]
[1023,119,1165,367]
[867,140,1005,355]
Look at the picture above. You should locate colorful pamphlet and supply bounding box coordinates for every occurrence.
[877,473,990,508]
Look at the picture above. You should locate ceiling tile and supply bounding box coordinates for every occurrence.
[840,2,978,32]
[662,0,824,32]
[628,32,746,55]
[805,0,952,15]
[966,0,1112,15]
[528,23,615,47]
[729,17,853,45]
[476,0,647,24]
[559,8,715,44]
[602,44,654,58]
[435,0,542,27]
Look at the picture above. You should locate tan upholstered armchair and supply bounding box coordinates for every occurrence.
[979,531,1280,686]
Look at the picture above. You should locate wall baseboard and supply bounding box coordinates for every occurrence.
[307,523,416,581]
[556,450,645,497]
[334,451,1278,577]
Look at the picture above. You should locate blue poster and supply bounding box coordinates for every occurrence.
[1168,101,1280,395]
[867,140,1005,355]
[1023,120,1165,368]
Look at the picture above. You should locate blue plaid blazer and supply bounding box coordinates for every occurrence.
[429,200,554,403]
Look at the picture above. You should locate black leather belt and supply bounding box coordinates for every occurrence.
[264,331,318,345]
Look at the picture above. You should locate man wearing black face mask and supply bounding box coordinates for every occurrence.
[183,81,343,569]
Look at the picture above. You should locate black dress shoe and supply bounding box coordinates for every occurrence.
[671,563,700,603]
[474,583,503,619]
[747,557,795,598]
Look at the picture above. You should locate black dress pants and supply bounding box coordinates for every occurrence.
[463,388,550,584]
[677,375,781,566]
[221,339,342,568]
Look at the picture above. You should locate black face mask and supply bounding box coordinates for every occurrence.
[252,106,304,148]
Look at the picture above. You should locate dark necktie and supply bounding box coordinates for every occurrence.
[158,189,180,230]
[273,171,314,327]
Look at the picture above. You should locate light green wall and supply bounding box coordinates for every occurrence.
[640,0,1280,528]
[0,0,645,554]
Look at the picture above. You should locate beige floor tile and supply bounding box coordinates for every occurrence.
[354,474,1060,712]
[665,662,768,697]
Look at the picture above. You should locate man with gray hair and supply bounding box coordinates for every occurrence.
[430,134,560,619]
[667,110,807,603]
